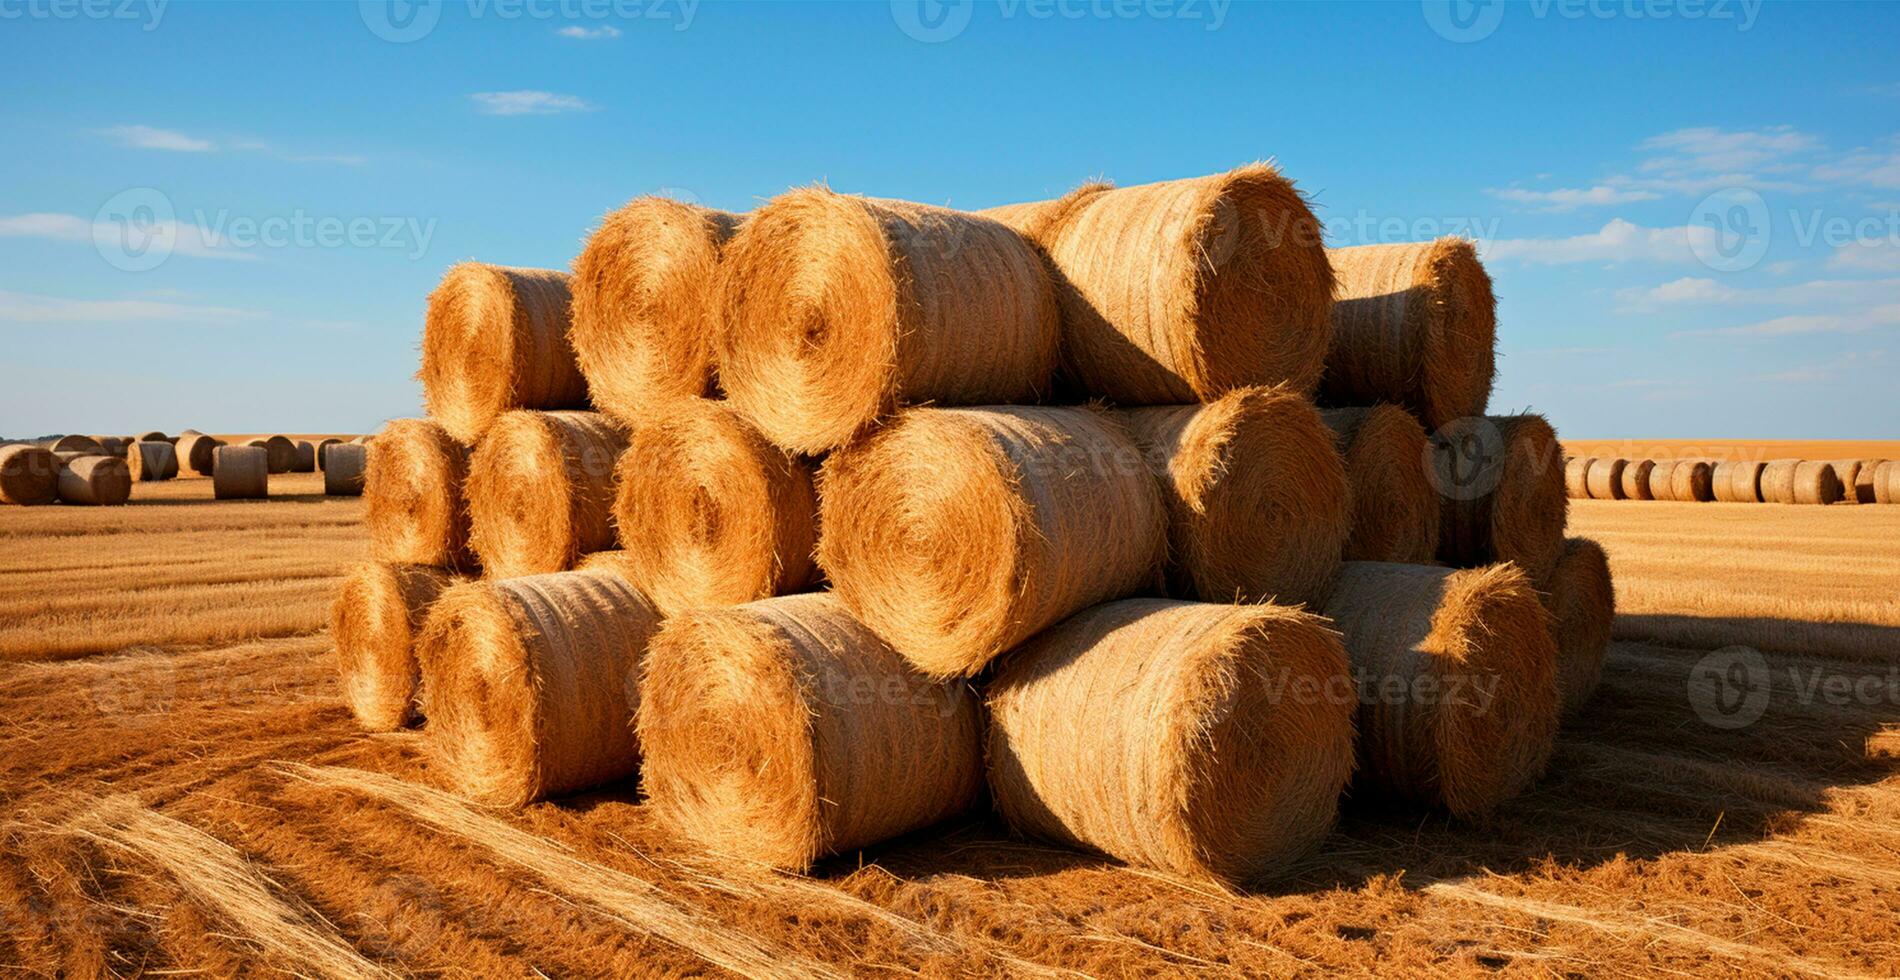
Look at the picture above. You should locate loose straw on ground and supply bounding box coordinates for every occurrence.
[332,561,457,731]
[419,263,588,444]
[466,410,628,578]
[366,418,476,570]
[1319,406,1440,562]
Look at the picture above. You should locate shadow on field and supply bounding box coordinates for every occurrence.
[1615,612,1900,664]
[128,492,341,506]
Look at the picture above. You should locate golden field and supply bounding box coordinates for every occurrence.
[3,478,1899,976]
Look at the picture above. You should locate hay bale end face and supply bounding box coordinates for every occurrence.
[1618,458,1656,500]
[1541,538,1615,720]
[365,418,475,571]
[292,440,317,473]
[986,598,1355,884]
[1432,414,1567,584]
[1319,405,1440,563]
[818,405,1165,679]
[718,188,1059,454]
[249,436,296,474]
[1584,457,1626,500]
[1712,459,1764,503]
[1669,459,1714,502]
[213,445,269,500]
[323,444,368,496]
[420,263,588,445]
[466,410,628,578]
[419,569,660,806]
[56,455,132,506]
[1563,456,1594,500]
[1760,459,1842,505]
[175,433,223,477]
[126,440,179,482]
[331,562,457,731]
[1119,386,1350,607]
[0,444,60,505]
[316,438,343,470]
[1646,460,1679,501]
[1875,461,1900,505]
[638,593,982,871]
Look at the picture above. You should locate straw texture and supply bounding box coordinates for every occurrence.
[1118,386,1350,606]
[1540,539,1614,720]
[127,439,178,481]
[719,188,1058,453]
[1877,461,1899,504]
[0,444,59,505]
[1761,459,1842,505]
[322,444,367,496]
[1646,460,1679,502]
[1433,415,1567,584]
[637,593,982,871]
[213,446,269,499]
[1713,460,1764,503]
[420,263,587,445]
[56,455,132,506]
[1584,457,1626,501]
[985,598,1355,884]
[366,418,475,570]
[1319,406,1439,562]
[818,405,1165,678]
[1669,459,1714,502]
[1618,458,1657,501]
[175,432,223,477]
[1829,460,1862,504]
[1563,457,1593,500]
[466,410,628,578]
[1853,459,1884,504]
[331,561,457,731]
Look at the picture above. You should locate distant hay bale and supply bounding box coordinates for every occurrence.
[248,436,296,474]
[1646,459,1679,501]
[570,197,742,421]
[1618,458,1656,501]
[1712,459,1764,503]
[985,165,1334,405]
[1853,458,1884,504]
[818,405,1165,679]
[986,598,1354,883]
[718,187,1058,453]
[92,436,130,458]
[322,444,367,496]
[1877,461,1899,504]
[1319,406,1439,563]
[1669,459,1714,502]
[56,455,132,506]
[1319,238,1496,430]
[1118,386,1350,606]
[419,569,661,806]
[1323,561,1559,817]
[292,440,317,472]
[43,434,102,454]
[175,433,223,477]
[136,430,168,443]
[637,593,981,871]
[331,561,457,731]
[1563,456,1594,499]
[52,450,99,466]
[1540,538,1615,720]
[1829,460,1862,505]
[466,410,628,578]
[213,445,269,500]
[1760,459,1842,505]
[420,263,587,445]
[126,440,178,481]
[610,399,818,617]
[1584,457,1626,500]
[0,444,59,505]
[365,418,475,570]
[315,438,343,470]
[1432,414,1567,584]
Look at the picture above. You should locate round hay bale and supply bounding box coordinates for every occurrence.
[1431,415,1567,585]
[52,450,100,466]
[987,165,1334,404]
[637,593,981,870]
[1876,461,1900,504]
[1563,456,1594,500]
[323,444,367,496]
[418,569,660,805]
[1618,458,1656,501]
[1646,459,1679,502]
[1669,459,1714,502]
[174,433,223,477]
[91,436,129,458]
[466,410,628,578]
[247,436,295,474]
[1584,457,1626,500]
[819,406,1165,679]
[315,438,344,470]
[56,455,131,506]
[1323,561,1559,817]
[365,418,475,570]
[1119,386,1350,606]
[1761,459,1842,505]
[420,263,587,445]
[43,434,102,455]
[212,445,269,500]
[1319,238,1496,430]
[331,561,457,731]
[1318,406,1439,563]
[1853,459,1884,504]
[978,181,1111,243]
[610,399,818,618]
[136,430,167,443]
[570,197,742,421]
[1828,460,1862,505]
[718,188,1058,454]
[986,598,1354,884]
[1540,538,1615,720]
[126,440,178,481]
[291,440,317,473]
[1712,459,1764,503]
[0,444,59,505]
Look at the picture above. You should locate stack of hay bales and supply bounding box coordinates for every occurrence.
[1571,453,1884,505]
[338,165,1610,887]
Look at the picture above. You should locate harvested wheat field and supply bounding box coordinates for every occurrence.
[4,479,1899,976]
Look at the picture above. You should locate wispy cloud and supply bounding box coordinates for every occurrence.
[468,90,595,115]
[0,211,255,261]
[100,124,214,152]
[1828,239,1900,273]
[0,289,259,325]
[1483,218,1710,265]
[1637,126,1818,178]
[1809,138,1900,189]
[1674,302,1900,338]
[556,24,621,39]
[1487,185,1661,212]
[1615,275,1900,312]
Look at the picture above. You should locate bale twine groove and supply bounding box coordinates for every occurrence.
[638,593,982,871]
[420,263,587,445]
[1584,457,1626,500]
[1761,459,1842,505]
[331,561,458,731]
[323,444,367,496]
[1563,456,1594,500]
[1853,458,1884,504]
[213,445,269,500]
[1118,386,1350,607]
[1618,458,1657,501]
[127,440,178,482]
[818,405,1165,679]
[292,440,317,473]
[365,418,475,570]
[1540,538,1614,720]
[466,410,628,578]
[718,188,1058,453]
[985,598,1355,884]
[56,455,132,506]
[1712,459,1764,503]
[0,444,59,505]
[1669,459,1714,502]
[418,569,661,806]
[1319,406,1440,563]
[1432,414,1567,584]
[175,432,223,477]
[610,399,818,618]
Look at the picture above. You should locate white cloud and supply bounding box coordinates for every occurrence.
[1810,140,1900,189]
[1638,125,1819,177]
[469,91,595,116]
[1615,275,1900,312]
[0,211,256,261]
[1828,240,1900,273]
[0,289,258,325]
[99,124,214,152]
[1483,218,1712,265]
[556,24,621,38]
[1488,185,1661,211]
[1677,302,1900,338]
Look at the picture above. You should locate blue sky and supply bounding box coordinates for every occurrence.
[2,0,1896,438]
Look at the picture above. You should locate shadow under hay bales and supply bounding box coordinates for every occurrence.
[1614,612,1900,664]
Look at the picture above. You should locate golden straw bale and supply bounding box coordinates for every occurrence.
[420,263,587,444]
[637,593,981,871]
[418,569,661,806]
[1432,415,1567,584]
[570,197,741,421]
[366,418,475,570]
[56,455,132,506]
[291,440,317,473]
[1319,238,1496,430]
[213,445,269,500]
[0,444,59,505]
[1618,458,1656,501]
[322,444,367,496]
[985,598,1354,885]
[1318,406,1439,563]
[52,451,99,466]
[466,410,628,578]
[1323,561,1558,817]
[1540,538,1615,720]
[1761,459,1842,505]
[718,188,1058,453]
[1646,459,1680,501]
[1853,459,1884,504]
[175,433,223,477]
[818,406,1165,679]
[1712,460,1764,503]
[1669,459,1714,502]
[610,399,818,617]
[1584,457,1626,500]
[126,440,178,482]
[1877,461,1899,504]
[1118,386,1350,606]
[43,434,102,454]
[331,561,458,731]
[135,430,167,443]
[92,436,129,458]
[979,182,1112,242]
[1563,456,1593,500]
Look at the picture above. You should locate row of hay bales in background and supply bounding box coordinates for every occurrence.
[0,431,373,506]
[1566,455,1900,505]
[330,165,1614,888]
